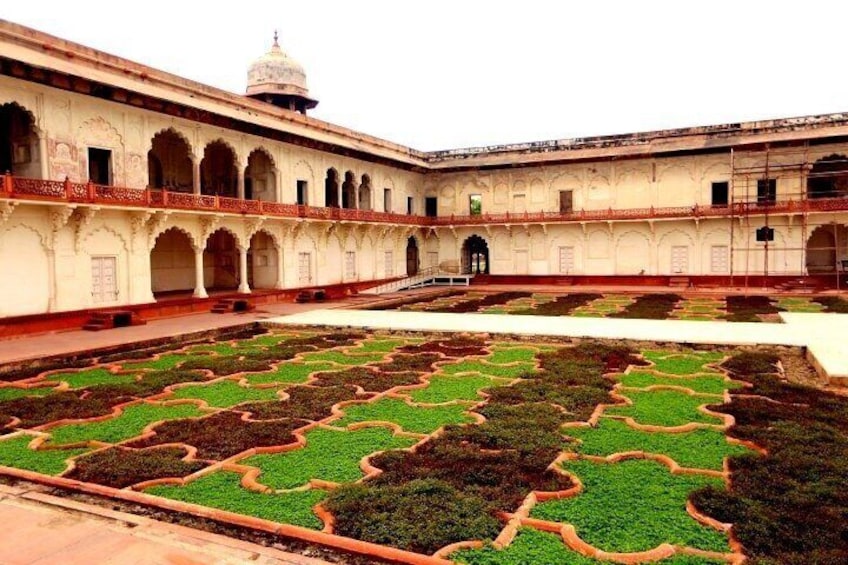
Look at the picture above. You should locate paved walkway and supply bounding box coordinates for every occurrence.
[268,309,848,384]
[0,483,329,565]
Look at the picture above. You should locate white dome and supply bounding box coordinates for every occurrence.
[246,33,311,99]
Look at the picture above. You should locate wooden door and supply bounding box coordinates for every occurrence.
[91,256,118,304]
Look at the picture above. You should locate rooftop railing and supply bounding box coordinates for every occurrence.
[3,174,848,227]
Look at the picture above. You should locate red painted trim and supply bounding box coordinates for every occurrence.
[472,274,843,288]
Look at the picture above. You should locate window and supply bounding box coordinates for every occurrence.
[513,194,527,213]
[469,194,482,215]
[88,148,112,185]
[710,245,729,273]
[384,251,394,277]
[425,197,438,217]
[383,188,392,213]
[344,251,356,280]
[559,190,573,213]
[407,196,414,215]
[757,179,776,205]
[756,226,775,242]
[711,182,729,206]
[558,246,575,273]
[296,180,308,205]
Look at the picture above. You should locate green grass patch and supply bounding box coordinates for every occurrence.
[243,427,415,489]
[334,398,473,434]
[441,360,536,378]
[618,371,740,395]
[346,339,408,353]
[233,333,306,348]
[566,418,750,471]
[47,403,204,446]
[0,387,55,401]
[146,470,324,529]
[532,459,729,553]
[642,351,723,374]
[408,375,503,403]
[185,343,241,356]
[298,351,386,366]
[122,354,206,371]
[0,434,88,475]
[605,390,724,427]
[485,347,538,365]
[452,528,725,565]
[243,362,337,385]
[46,369,138,389]
[167,380,282,408]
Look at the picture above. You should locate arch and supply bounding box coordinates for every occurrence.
[148,128,193,192]
[245,148,276,201]
[359,174,372,210]
[151,227,195,294]
[152,224,198,250]
[461,234,490,275]
[324,168,340,207]
[248,229,279,289]
[0,102,42,178]
[806,225,839,273]
[204,228,240,290]
[0,224,49,315]
[200,140,238,197]
[406,236,419,276]
[84,225,130,253]
[341,170,357,209]
[807,154,848,198]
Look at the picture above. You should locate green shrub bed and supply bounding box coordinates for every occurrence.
[532,459,729,553]
[0,392,114,429]
[398,336,489,358]
[128,411,307,460]
[618,371,739,395]
[326,479,502,555]
[375,353,442,373]
[604,390,724,427]
[642,350,723,374]
[333,398,474,434]
[0,434,87,475]
[309,367,422,392]
[690,357,848,564]
[440,360,536,378]
[511,293,603,316]
[67,446,206,488]
[243,427,416,489]
[566,418,749,471]
[427,292,533,314]
[167,380,283,408]
[45,368,139,389]
[238,385,359,420]
[146,471,325,529]
[47,403,204,446]
[407,374,503,403]
[243,362,337,385]
[452,528,725,565]
[608,293,682,319]
[0,386,55,402]
[723,296,782,322]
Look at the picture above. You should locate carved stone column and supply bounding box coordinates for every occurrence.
[192,160,201,195]
[275,243,285,289]
[193,245,208,298]
[238,245,251,294]
[237,168,246,200]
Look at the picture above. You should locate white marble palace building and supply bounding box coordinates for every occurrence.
[1,20,848,318]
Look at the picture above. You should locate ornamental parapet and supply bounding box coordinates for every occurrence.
[3,174,848,227]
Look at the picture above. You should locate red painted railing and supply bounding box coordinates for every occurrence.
[3,174,848,227]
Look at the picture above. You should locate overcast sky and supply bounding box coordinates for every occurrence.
[4,1,848,151]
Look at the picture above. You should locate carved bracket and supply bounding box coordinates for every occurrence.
[0,201,18,224]
[73,206,99,252]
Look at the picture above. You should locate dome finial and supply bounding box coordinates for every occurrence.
[273,29,279,47]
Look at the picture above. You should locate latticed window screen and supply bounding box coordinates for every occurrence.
[558,246,575,273]
[710,245,729,273]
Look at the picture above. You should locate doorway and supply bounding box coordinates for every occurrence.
[406,237,419,276]
[461,235,490,275]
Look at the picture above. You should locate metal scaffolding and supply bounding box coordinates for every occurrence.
[729,142,847,290]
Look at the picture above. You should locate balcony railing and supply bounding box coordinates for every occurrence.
[3,174,848,227]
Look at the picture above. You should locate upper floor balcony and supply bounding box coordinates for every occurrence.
[4,173,848,228]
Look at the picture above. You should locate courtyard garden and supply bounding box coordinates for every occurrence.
[0,327,844,564]
[374,290,848,322]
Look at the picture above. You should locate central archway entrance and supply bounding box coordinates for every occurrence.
[461,235,489,275]
[406,236,419,276]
